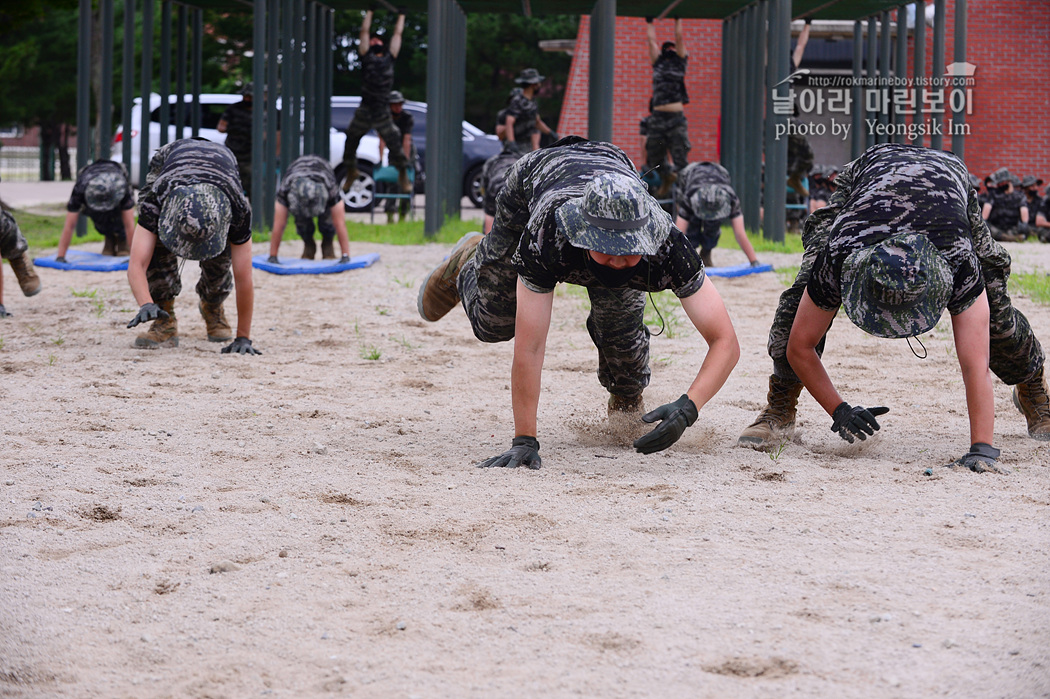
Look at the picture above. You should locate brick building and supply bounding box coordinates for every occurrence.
[557,1,1049,184]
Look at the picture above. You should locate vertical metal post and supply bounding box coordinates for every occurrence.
[251,0,266,225]
[912,1,926,144]
[280,0,293,174]
[743,3,762,233]
[291,0,304,160]
[723,16,738,185]
[175,4,187,138]
[588,0,616,142]
[138,0,154,187]
[865,16,877,148]
[122,0,134,170]
[951,0,967,158]
[766,0,790,242]
[734,13,747,192]
[893,5,908,144]
[322,7,333,158]
[303,2,315,155]
[719,19,730,163]
[100,0,114,159]
[265,0,280,227]
[878,10,891,142]
[851,21,864,159]
[192,8,202,136]
[315,4,325,153]
[76,0,91,237]
[930,0,946,149]
[762,0,778,239]
[424,0,467,235]
[159,0,171,147]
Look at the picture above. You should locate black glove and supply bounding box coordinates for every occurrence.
[805,17,813,25]
[339,254,350,264]
[0,304,10,318]
[750,259,762,268]
[633,394,698,454]
[127,302,169,328]
[222,337,262,355]
[477,436,542,470]
[267,255,279,264]
[947,442,1004,474]
[645,15,654,23]
[831,402,889,443]
[55,256,68,264]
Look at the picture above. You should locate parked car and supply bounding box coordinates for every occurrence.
[113,93,500,212]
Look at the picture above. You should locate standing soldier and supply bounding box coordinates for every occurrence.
[267,154,351,262]
[340,10,410,195]
[0,176,42,317]
[56,160,136,260]
[126,139,260,355]
[377,90,416,224]
[738,143,1049,471]
[417,137,740,467]
[216,84,255,195]
[644,16,690,199]
[503,69,558,154]
[672,161,760,269]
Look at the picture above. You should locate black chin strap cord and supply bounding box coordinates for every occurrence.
[907,335,927,359]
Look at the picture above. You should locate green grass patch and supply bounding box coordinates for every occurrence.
[1009,272,1050,305]
[11,209,106,252]
[717,226,805,255]
[775,265,800,287]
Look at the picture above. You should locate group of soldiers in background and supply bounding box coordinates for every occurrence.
[974,168,1050,244]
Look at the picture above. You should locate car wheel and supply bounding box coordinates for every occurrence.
[335,162,375,212]
[464,163,485,209]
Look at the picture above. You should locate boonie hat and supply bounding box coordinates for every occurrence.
[240,82,253,97]
[388,90,405,104]
[990,167,1011,185]
[841,233,953,339]
[158,183,232,261]
[84,170,126,211]
[288,177,329,218]
[555,172,673,256]
[690,183,735,221]
[515,68,545,85]
[1021,175,1044,188]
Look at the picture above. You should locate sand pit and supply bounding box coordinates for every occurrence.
[1,238,1048,698]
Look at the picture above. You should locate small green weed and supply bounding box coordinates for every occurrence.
[92,298,105,317]
[768,441,788,463]
[0,336,5,350]
[48,353,57,366]
[375,306,390,316]
[393,335,416,350]
[360,345,382,361]
[51,336,64,346]
[775,265,800,287]
[391,275,414,289]
[71,288,98,298]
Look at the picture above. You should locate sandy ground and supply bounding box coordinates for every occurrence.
[1,234,1049,699]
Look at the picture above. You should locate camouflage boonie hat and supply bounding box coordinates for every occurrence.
[1021,175,1044,188]
[968,173,981,190]
[555,173,672,256]
[841,233,953,339]
[388,90,405,104]
[990,167,1011,185]
[157,183,231,261]
[690,183,735,221]
[515,68,545,85]
[84,170,126,211]
[240,82,253,97]
[287,177,328,218]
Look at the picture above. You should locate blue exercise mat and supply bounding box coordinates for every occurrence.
[705,262,774,278]
[34,250,129,272]
[252,252,381,275]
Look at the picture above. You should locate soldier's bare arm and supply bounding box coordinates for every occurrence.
[268,202,290,260]
[677,279,740,412]
[511,280,554,439]
[951,290,994,446]
[230,241,254,341]
[389,14,405,58]
[127,225,157,307]
[56,212,79,260]
[358,10,372,57]
[786,289,841,415]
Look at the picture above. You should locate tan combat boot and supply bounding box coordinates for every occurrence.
[654,170,678,200]
[135,299,178,348]
[738,374,805,449]
[397,167,411,194]
[301,237,317,260]
[416,233,483,322]
[102,235,116,256]
[199,300,233,342]
[320,239,335,259]
[8,254,41,297]
[341,166,359,194]
[1013,368,1050,441]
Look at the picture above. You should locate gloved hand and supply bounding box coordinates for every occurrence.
[55,256,68,264]
[222,337,262,355]
[267,255,279,264]
[477,436,542,470]
[750,259,762,268]
[127,302,169,328]
[805,17,813,25]
[339,254,350,264]
[633,394,698,454]
[0,304,10,318]
[947,442,1005,474]
[831,402,889,443]
[645,15,654,23]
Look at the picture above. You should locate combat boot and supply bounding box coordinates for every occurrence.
[102,235,116,256]
[134,299,178,348]
[199,300,233,343]
[417,232,483,322]
[320,238,335,260]
[114,237,130,256]
[301,237,317,260]
[387,210,396,225]
[397,167,411,194]
[700,249,713,268]
[738,374,805,449]
[608,393,645,416]
[8,254,41,297]
[1013,368,1050,440]
[787,172,809,197]
[341,166,358,194]
[654,170,678,200]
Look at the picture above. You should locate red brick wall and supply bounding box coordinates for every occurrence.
[559,2,1049,184]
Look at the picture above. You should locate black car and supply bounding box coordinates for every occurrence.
[330,96,501,212]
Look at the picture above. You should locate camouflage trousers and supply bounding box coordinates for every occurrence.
[644,111,691,177]
[0,210,28,260]
[767,209,1045,387]
[341,100,407,174]
[458,227,652,397]
[684,218,722,253]
[147,242,234,307]
[987,222,1030,242]
[296,212,335,243]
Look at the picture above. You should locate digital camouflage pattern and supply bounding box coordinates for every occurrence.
[341,100,407,176]
[146,238,233,307]
[287,178,329,219]
[0,209,28,261]
[555,172,673,256]
[456,138,705,397]
[139,140,252,248]
[505,89,540,146]
[840,233,954,339]
[67,160,134,236]
[766,142,1044,387]
[644,110,690,175]
[158,183,232,261]
[84,170,127,212]
[360,50,396,104]
[276,155,339,240]
[651,50,688,107]
[481,143,525,217]
[674,162,740,223]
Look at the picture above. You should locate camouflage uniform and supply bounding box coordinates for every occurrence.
[67,160,135,244]
[480,142,525,217]
[767,143,1043,388]
[275,155,340,247]
[673,162,741,253]
[219,99,254,194]
[505,89,540,152]
[646,50,690,176]
[0,200,28,262]
[341,51,407,176]
[380,107,416,216]
[457,138,706,398]
[138,140,252,305]
[985,187,1030,242]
